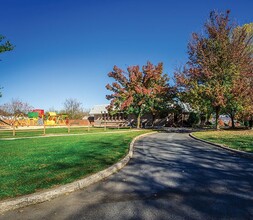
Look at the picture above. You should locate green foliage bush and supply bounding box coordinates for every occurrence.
[187,112,200,126]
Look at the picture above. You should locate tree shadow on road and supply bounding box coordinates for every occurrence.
[62,133,253,219]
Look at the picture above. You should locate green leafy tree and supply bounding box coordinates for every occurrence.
[175,11,253,129]
[0,35,13,54]
[106,61,172,128]
[0,35,14,97]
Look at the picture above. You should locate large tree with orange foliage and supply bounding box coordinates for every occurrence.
[106,61,172,128]
[231,23,253,128]
[175,11,253,129]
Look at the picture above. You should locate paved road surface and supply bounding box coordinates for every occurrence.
[1,132,253,220]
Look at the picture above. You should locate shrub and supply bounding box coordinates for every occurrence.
[187,112,200,126]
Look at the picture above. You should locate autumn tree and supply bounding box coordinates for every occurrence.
[221,22,253,128]
[175,10,253,129]
[106,61,171,128]
[228,23,253,128]
[0,35,14,97]
[175,66,213,125]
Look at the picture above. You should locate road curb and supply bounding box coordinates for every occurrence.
[0,131,157,214]
[189,133,253,160]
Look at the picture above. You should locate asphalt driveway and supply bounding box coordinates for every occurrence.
[1,132,253,220]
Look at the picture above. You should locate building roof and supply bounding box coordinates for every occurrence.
[176,101,193,113]
[89,104,109,115]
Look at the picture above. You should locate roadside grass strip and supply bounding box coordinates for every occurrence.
[0,129,138,141]
[193,130,253,153]
[0,127,131,139]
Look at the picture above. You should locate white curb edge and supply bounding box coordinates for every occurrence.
[189,133,253,159]
[0,131,157,214]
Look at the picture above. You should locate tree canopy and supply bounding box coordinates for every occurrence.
[62,98,86,119]
[0,35,13,54]
[106,61,172,128]
[0,98,33,115]
[0,34,14,98]
[175,10,253,129]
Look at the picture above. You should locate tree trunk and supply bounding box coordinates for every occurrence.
[215,106,220,130]
[137,112,141,129]
[200,114,206,125]
[207,112,212,125]
[249,116,253,129]
[230,113,235,129]
[152,113,156,127]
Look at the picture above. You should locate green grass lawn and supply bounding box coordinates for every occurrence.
[193,130,253,153]
[0,127,130,139]
[0,130,151,200]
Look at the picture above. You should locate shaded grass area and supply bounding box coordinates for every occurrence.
[0,127,130,139]
[0,130,151,200]
[193,130,253,153]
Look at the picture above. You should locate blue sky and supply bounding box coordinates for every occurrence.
[1,0,253,111]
